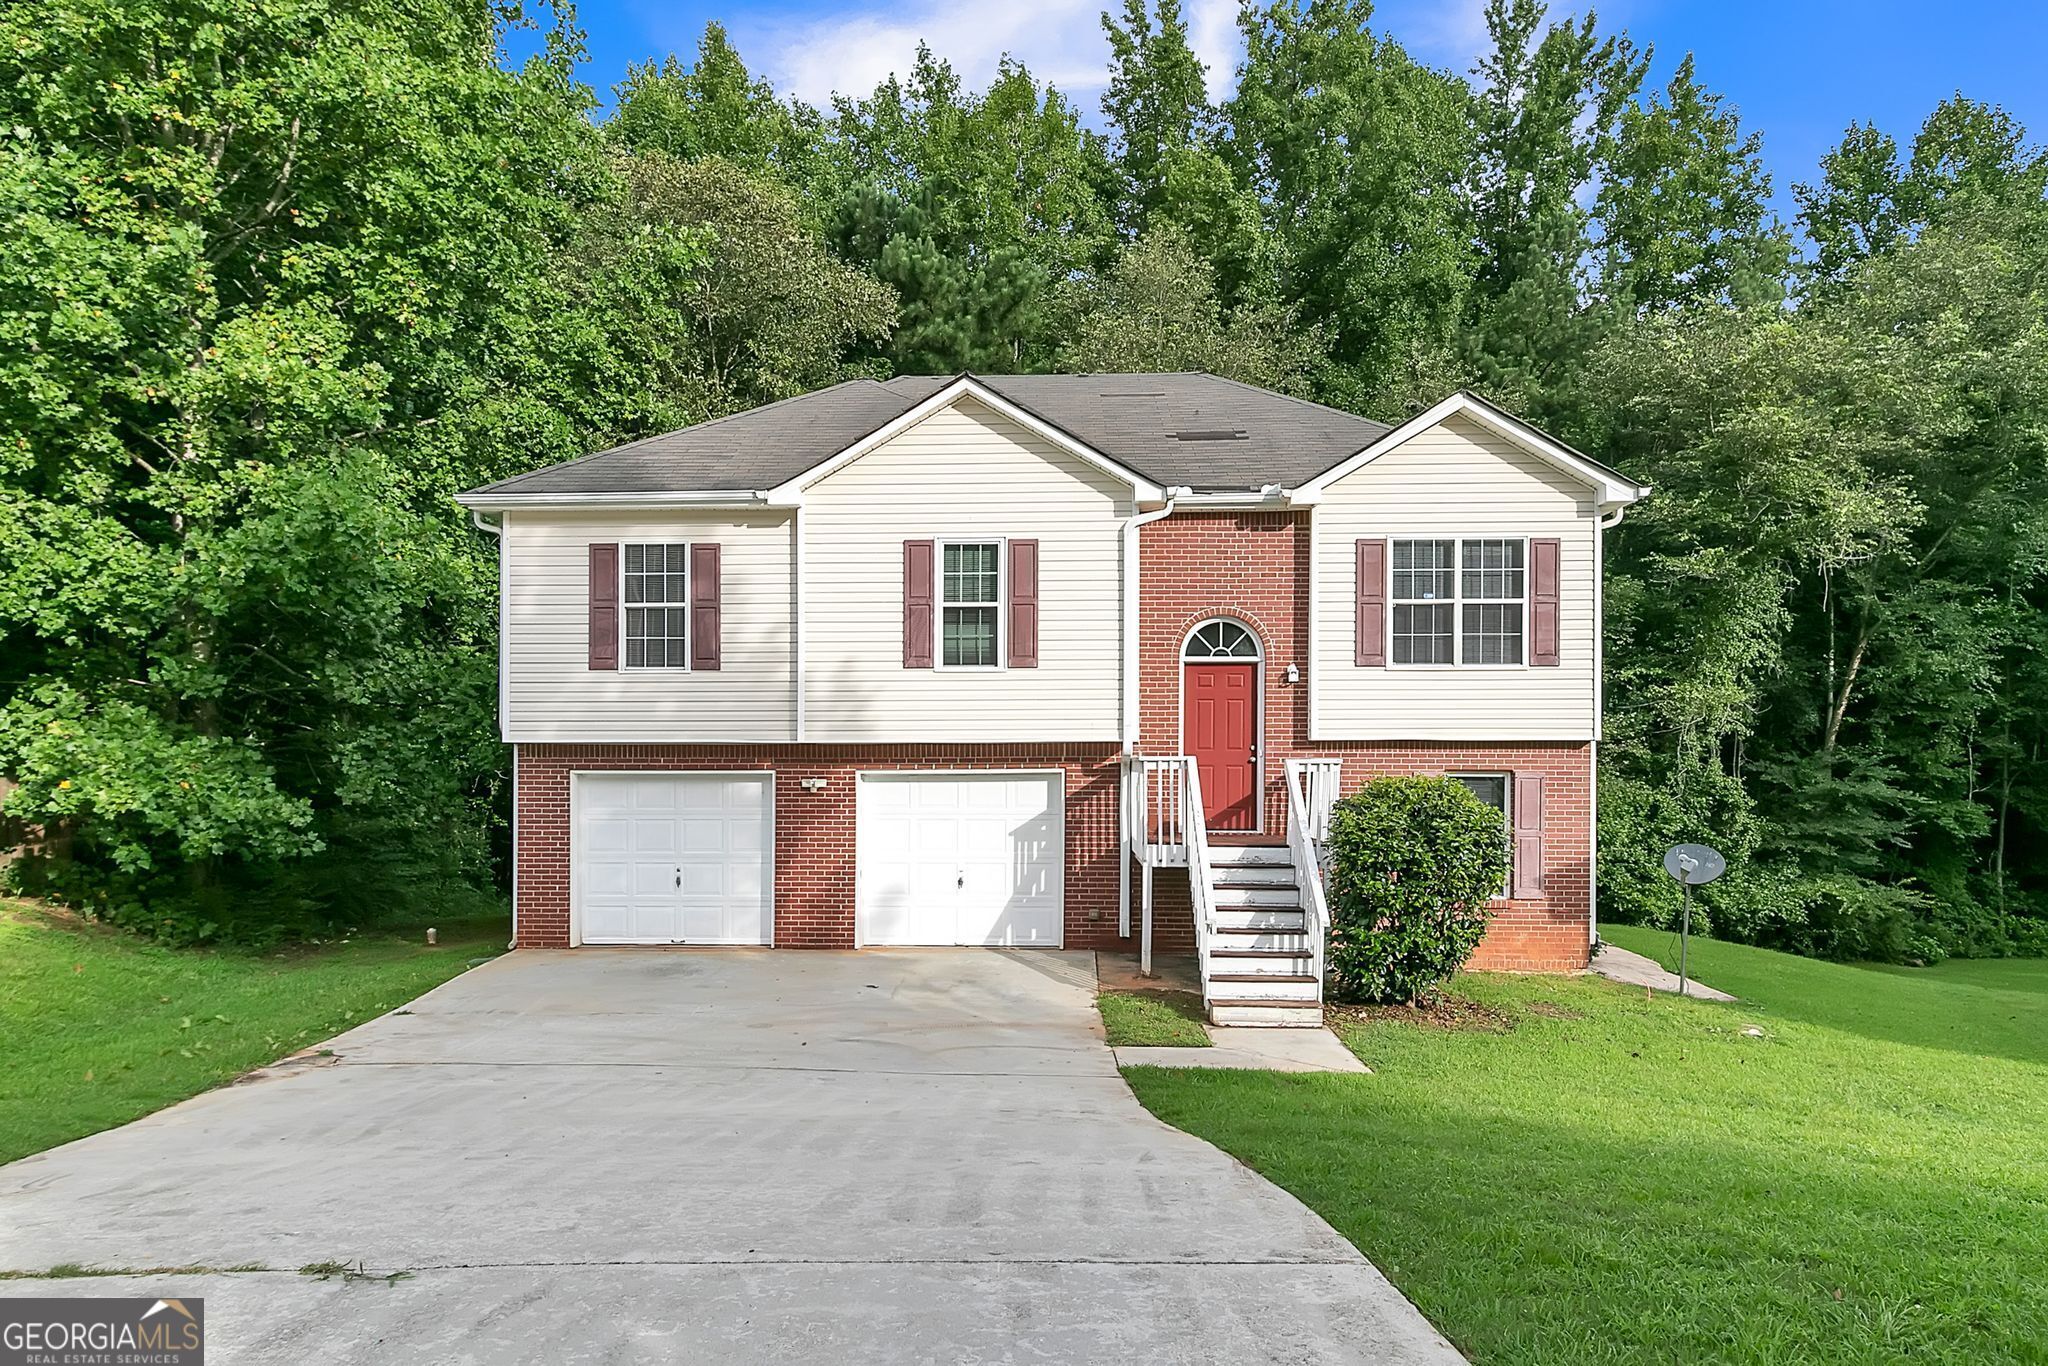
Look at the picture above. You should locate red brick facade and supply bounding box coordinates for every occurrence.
[1129,511,1592,972]
[510,509,1595,972]
[514,744,1128,950]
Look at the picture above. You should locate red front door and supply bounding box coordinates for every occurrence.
[1184,663,1258,831]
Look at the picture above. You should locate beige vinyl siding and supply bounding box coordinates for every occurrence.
[504,509,795,742]
[804,397,1128,741]
[1314,414,1599,740]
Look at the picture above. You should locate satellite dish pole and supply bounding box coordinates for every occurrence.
[1662,844,1727,996]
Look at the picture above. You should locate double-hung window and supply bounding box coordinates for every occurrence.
[1389,537,1526,665]
[940,541,1002,669]
[623,542,690,669]
[1451,773,1512,897]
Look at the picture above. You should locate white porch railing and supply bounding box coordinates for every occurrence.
[1181,757,1218,1010]
[1127,755,1191,868]
[1290,757,1344,843]
[1284,758,1338,990]
[1123,755,1215,985]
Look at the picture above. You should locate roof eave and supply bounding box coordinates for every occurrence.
[454,490,774,512]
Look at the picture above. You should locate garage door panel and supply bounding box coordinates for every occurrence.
[679,818,729,853]
[632,819,679,853]
[582,902,633,941]
[631,861,676,897]
[618,780,672,812]
[575,774,773,945]
[858,773,1063,947]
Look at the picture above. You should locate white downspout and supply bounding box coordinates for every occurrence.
[1118,489,1183,948]
[1590,504,1627,953]
[468,509,517,951]
[1120,489,1185,750]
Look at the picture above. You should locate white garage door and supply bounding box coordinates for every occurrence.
[575,773,773,945]
[857,772,1064,947]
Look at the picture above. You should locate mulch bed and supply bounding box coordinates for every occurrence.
[1333,993,1520,1033]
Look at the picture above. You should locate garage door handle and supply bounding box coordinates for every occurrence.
[675,870,681,887]
[957,873,964,888]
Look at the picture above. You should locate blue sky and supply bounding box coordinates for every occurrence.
[520,0,2048,217]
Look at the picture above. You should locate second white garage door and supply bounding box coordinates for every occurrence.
[857,772,1064,947]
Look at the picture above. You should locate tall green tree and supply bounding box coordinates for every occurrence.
[1797,96,2048,289]
[1055,225,1321,393]
[1228,0,1475,417]
[825,185,1043,373]
[1100,0,1213,232]
[1587,194,2048,959]
[607,23,836,200]
[598,153,896,414]
[829,48,1115,283]
[0,0,615,938]
[1101,0,1270,299]
[1460,0,1644,418]
[1595,54,1793,313]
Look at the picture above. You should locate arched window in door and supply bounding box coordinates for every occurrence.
[1182,620,1260,660]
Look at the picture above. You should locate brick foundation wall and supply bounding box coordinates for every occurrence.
[514,743,1129,950]
[1133,512,1594,972]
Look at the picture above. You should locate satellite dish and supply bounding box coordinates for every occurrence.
[1663,843,1726,887]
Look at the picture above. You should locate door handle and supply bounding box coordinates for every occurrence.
[956,872,965,889]
[674,869,681,888]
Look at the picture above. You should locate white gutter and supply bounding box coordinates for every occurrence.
[456,490,774,512]
[1167,488,1292,510]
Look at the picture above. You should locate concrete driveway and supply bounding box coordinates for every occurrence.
[0,949,1461,1364]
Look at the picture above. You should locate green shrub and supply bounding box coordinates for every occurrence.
[1323,776,1511,1004]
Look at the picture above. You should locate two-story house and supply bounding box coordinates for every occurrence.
[457,373,1648,1024]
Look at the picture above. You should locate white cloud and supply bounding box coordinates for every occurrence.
[1186,0,1243,101]
[745,0,1247,112]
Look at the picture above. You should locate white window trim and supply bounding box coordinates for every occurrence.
[1448,770,1513,900]
[1384,535,1532,671]
[933,536,1007,673]
[620,541,692,673]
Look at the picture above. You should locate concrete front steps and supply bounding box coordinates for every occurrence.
[1203,845,1323,1027]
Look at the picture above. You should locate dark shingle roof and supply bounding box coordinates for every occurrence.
[883,373,1394,491]
[460,373,1399,499]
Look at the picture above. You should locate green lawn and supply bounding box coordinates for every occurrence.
[1098,988,1212,1046]
[1124,926,2048,1365]
[0,901,507,1166]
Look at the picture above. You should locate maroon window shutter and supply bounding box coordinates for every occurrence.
[1512,773,1546,899]
[1355,539,1387,667]
[1531,537,1561,667]
[903,539,935,668]
[690,543,722,671]
[1008,539,1039,668]
[588,543,620,670]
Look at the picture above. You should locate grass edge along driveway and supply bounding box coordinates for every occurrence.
[1123,927,2048,1366]
[0,901,507,1166]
